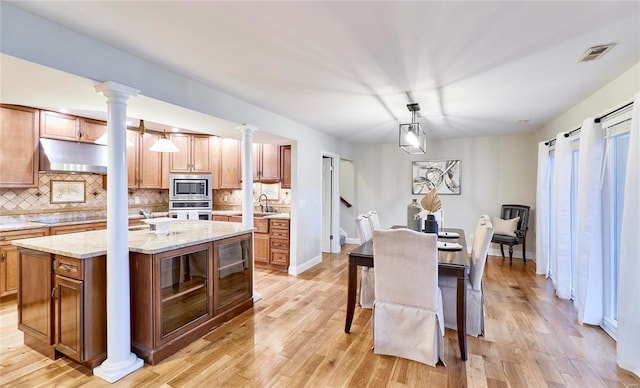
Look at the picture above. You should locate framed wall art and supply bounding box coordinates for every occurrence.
[412,160,461,195]
[50,180,86,204]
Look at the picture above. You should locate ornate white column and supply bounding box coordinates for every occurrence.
[93,81,143,383]
[239,124,261,302]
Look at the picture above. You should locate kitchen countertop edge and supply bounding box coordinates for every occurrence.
[12,221,255,259]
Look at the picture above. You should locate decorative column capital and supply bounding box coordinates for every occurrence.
[94,81,139,101]
[237,124,260,136]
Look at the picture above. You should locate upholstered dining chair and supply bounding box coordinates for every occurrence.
[372,229,445,366]
[367,210,381,231]
[356,214,374,308]
[490,204,530,266]
[439,215,493,337]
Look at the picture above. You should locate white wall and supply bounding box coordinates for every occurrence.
[0,3,353,274]
[354,132,538,258]
[535,63,640,142]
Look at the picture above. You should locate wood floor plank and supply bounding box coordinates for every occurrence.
[0,252,637,387]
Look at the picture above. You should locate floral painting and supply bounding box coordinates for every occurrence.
[50,180,86,203]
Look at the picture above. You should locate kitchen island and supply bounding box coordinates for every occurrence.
[13,220,255,366]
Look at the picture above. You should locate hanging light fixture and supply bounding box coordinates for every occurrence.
[399,103,426,154]
[149,130,180,153]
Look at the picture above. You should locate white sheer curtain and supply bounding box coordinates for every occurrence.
[617,92,640,377]
[551,133,572,299]
[536,141,551,276]
[574,118,604,325]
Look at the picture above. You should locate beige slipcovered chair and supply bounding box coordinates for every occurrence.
[438,215,494,337]
[372,229,445,366]
[356,214,375,308]
[367,210,381,231]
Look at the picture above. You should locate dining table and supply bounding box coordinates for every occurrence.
[345,227,470,361]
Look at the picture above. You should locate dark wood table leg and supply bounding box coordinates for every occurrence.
[345,259,357,333]
[456,269,468,360]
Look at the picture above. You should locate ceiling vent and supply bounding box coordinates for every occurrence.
[577,44,616,63]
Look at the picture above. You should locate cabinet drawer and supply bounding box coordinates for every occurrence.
[270,239,289,250]
[270,230,289,240]
[270,219,289,229]
[270,249,289,266]
[212,216,229,222]
[55,256,83,280]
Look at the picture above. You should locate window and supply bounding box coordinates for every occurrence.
[601,111,631,339]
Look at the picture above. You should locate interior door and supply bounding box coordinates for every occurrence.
[322,156,333,252]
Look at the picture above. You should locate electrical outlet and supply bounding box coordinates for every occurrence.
[134,196,140,204]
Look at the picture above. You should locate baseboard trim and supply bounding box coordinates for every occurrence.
[289,254,322,276]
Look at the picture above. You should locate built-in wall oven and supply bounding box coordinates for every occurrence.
[169,174,212,220]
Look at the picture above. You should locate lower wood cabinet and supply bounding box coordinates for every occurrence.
[269,219,290,270]
[130,233,253,365]
[18,249,106,368]
[0,228,49,298]
[49,222,107,235]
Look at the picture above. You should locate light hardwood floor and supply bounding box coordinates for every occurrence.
[1,247,638,387]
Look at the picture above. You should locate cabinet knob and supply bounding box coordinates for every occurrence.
[1,253,5,262]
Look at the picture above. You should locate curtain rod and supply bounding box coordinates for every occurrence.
[545,100,634,146]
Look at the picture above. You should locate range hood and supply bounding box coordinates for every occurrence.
[39,138,108,175]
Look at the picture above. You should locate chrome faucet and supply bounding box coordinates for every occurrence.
[258,194,269,213]
[139,209,154,219]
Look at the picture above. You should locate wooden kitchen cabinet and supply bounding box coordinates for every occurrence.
[79,118,107,143]
[169,133,212,174]
[53,255,106,368]
[280,145,291,189]
[49,222,107,235]
[18,249,106,368]
[127,130,164,189]
[39,110,106,144]
[269,219,290,270]
[0,105,40,188]
[39,110,81,141]
[219,138,242,189]
[0,228,49,298]
[229,216,269,264]
[252,144,280,183]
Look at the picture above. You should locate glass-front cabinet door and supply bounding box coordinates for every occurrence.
[154,242,212,344]
[214,233,252,313]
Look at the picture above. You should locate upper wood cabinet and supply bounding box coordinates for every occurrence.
[219,138,241,189]
[280,145,291,189]
[169,133,212,174]
[39,110,107,144]
[127,130,164,189]
[0,105,40,188]
[252,144,280,183]
[79,118,107,143]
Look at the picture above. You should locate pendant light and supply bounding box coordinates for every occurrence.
[399,103,426,154]
[94,120,136,147]
[149,130,179,153]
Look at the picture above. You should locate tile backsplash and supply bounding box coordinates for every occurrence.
[0,174,290,221]
[0,173,168,218]
[213,183,291,213]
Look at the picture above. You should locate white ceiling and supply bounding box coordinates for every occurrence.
[5,1,640,144]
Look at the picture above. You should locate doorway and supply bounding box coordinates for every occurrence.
[322,153,340,253]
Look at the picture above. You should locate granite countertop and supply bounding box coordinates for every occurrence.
[212,210,290,220]
[12,220,253,258]
[0,212,169,232]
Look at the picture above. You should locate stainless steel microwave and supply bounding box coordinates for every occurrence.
[169,174,212,201]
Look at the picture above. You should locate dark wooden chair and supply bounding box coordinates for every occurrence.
[491,204,530,266]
